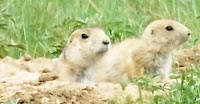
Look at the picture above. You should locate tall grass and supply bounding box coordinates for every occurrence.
[0,0,199,58]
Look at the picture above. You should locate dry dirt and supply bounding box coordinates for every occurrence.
[0,45,200,104]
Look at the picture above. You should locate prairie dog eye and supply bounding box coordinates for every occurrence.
[165,26,173,31]
[81,33,89,39]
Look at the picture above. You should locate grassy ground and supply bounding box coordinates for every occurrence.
[0,0,200,104]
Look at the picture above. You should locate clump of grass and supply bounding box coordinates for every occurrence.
[167,66,200,104]
[107,98,119,104]
[135,75,168,104]
[120,75,129,90]
[107,94,135,104]
[133,65,200,104]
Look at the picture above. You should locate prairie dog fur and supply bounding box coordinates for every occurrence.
[56,28,111,82]
[92,19,191,83]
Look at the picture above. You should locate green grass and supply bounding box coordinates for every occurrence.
[113,67,200,104]
[1,0,200,104]
[0,0,199,58]
[136,66,200,104]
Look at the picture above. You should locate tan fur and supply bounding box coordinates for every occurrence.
[55,28,111,82]
[91,19,191,83]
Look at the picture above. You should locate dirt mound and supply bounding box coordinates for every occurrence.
[1,81,123,104]
[0,56,125,104]
[174,45,200,72]
[0,46,200,104]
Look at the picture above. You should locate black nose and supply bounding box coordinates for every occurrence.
[103,41,109,45]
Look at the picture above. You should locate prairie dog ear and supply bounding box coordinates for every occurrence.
[69,39,73,43]
[151,30,154,35]
[67,36,74,44]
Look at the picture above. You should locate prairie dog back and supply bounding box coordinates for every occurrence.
[92,19,191,83]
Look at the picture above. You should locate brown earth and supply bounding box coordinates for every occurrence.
[174,44,200,72]
[0,45,200,104]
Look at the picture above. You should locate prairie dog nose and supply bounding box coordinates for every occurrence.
[102,41,110,45]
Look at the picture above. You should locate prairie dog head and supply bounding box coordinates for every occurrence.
[67,28,111,57]
[141,19,191,50]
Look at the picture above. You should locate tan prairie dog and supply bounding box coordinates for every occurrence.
[91,19,191,83]
[56,28,111,82]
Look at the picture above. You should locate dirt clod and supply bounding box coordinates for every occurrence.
[42,68,52,73]
[38,73,58,82]
[23,54,32,61]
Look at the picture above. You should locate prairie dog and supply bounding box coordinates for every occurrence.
[56,28,111,82]
[92,19,191,83]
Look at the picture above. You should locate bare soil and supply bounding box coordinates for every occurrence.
[0,45,200,104]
